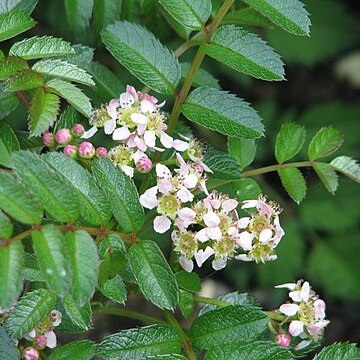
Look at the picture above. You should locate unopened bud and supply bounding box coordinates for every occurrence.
[23,347,39,360]
[35,335,47,349]
[63,145,77,158]
[276,333,291,348]
[55,128,71,145]
[42,133,55,147]
[71,123,85,137]
[136,157,152,172]
[96,147,108,158]
[78,141,95,159]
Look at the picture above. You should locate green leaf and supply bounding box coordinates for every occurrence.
[64,231,99,306]
[65,0,94,36]
[93,158,144,233]
[87,61,123,100]
[205,25,284,81]
[6,289,57,338]
[12,0,39,14]
[0,210,13,239]
[228,137,256,169]
[5,69,43,92]
[0,122,20,168]
[160,6,192,40]
[233,178,262,201]
[308,127,343,161]
[158,0,211,30]
[146,356,187,360]
[99,274,127,304]
[278,167,307,203]
[129,240,179,310]
[46,78,92,117]
[243,0,311,36]
[275,123,306,163]
[222,8,272,27]
[182,87,264,139]
[204,148,241,180]
[10,36,75,59]
[181,62,220,89]
[330,156,360,184]
[0,9,35,42]
[97,324,182,359]
[32,59,94,86]
[190,305,268,349]
[48,340,95,360]
[0,241,24,308]
[15,130,43,151]
[102,21,181,94]
[12,150,80,223]
[0,88,19,119]
[60,44,94,69]
[44,152,111,226]
[314,163,338,194]
[175,271,201,293]
[0,170,43,224]
[205,340,293,359]
[29,88,60,136]
[32,225,72,297]
[179,290,194,319]
[314,343,360,360]
[93,0,122,36]
[0,56,29,80]
[0,326,19,360]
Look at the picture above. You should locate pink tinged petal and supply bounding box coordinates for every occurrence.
[241,200,258,209]
[136,123,147,136]
[112,126,131,140]
[160,132,174,149]
[127,134,136,147]
[126,85,137,99]
[210,199,221,210]
[120,92,135,108]
[212,258,227,271]
[177,208,196,222]
[27,329,36,339]
[203,212,220,227]
[279,303,300,316]
[132,150,146,163]
[314,299,326,319]
[236,231,254,251]
[195,229,209,243]
[177,187,194,203]
[206,226,222,241]
[222,199,238,213]
[157,179,173,195]
[235,254,253,262]
[238,217,251,229]
[81,126,98,139]
[194,246,215,267]
[275,283,297,291]
[140,99,156,113]
[44,331,57,349]
[301,281,310,302]
[156,163,172,178]
[179,256,193,273]
[173,139,189,151]
[107,99,120,118]
[134,135,147,151]
[154,215,171,233]
[289,320,304,337]
[140,186,159,209]
[131,113,148,125]
[295,340,312,351]
[276,334,291,348]
[176,152,187,169]
[257,200,272,217]
[289,290,302,302]
[120,165,134,178]
[144,130,156,148]
[183,174,198,189]
[104,119,116,134]
[259,228,273,243]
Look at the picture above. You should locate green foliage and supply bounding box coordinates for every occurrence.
[65,0,94,36]
[101,21,181,94]
[97,324,182,359]
[205,25,285,81]
[314,343,360,360]
[129,240,179,310]
[204,148,241,180]
[5,69,43,92]
[0,56,28,79]
[99,274,127,304]
[93,0,122,37]
[0,88,19,119]
[222,8,271,27]
[180,62,220,89]
[175,271,201,293]
[182,87,264,139]
[0,210,13,239]
[278,167,307,203]
[313,163,338,194]
[330,156,360,184]
[48,340,95,360]
[179,290,194,319]
[228,137,256,169]
[308,127,343,161]
[0,122,20,168]
[0,325,19,360]
[0,9,36,42]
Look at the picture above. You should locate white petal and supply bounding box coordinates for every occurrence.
[126,85,137,99]
[279,303,300,316]
[144,130,156,148]
[294,340,312,351]
[157,100,166,108]
[179,256,193,272]
[314,299,326,319]
[173,139,189,151]
[154,215,171,233]
[301,281,310,302]
[177,187,194,203]
[183,174,198,189]
[289,320,304,337]
[112,126,131,140]
[81,126,98,139]
[120,92,135,108]
[241,200,258,209]
[120,165,134,178]
[206,226,222,240]
[259,228,273,243]
[275,283,297,291]
[134,135,147,152]
[289,290,302,302]
[194,246,215,267]
[157,179,173,195]
[235,254,253,262]
[177,207,196,222]
[131,150,146,163]
[195,228,209,243]
[107,99,120,118]
[136,123,147,136]
[203,212,220,227]
[210,199,221,210]
[222,199,238,213]
[104,119,116,134]
[236,231,254,251]
[212,258,227,271]
[141,99,156,113]
[156,163,172,178]
[45,331,57,349]
[139,186,159,209]
[131,113,149,125]
[238,217,251,229]
[160,132,174,148]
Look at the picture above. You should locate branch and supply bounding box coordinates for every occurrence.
[16,91,31,109]
[243,161,317,177]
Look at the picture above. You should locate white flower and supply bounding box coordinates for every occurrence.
[194,246,215,267]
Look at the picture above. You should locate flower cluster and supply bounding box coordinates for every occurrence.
[22,310,62,359]
[275,280,330,350]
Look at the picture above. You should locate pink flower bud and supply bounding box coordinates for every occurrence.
[276,333,291,348]
[23,347,39,360]
[63,145,77,158]
[55,128,71,145]
[96,147,108,158]
[71,123,85,137]
[42,133,54,146]
[136,157,153,172]
[35,335,47,349]
[78,141,95,159]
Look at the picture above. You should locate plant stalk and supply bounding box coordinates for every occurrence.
[243,161,316,177]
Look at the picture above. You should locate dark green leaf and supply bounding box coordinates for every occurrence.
[314,342,360,360]
[222,8,272,27]
[204,148,241,180]
[0,170,43,224]
[93,158,144,233]
[0,241,24,308]
[99,274,127,304]
[205,25,284,81]
[181,62,220,89]
[0,56,29,80]
[233,178,262,201]
[275,123,306,163]
[228,137,256,169]
[278,167,307,203]
[190,305,268,349]
[314,163,338,194]
[65,231,99,306]
[0,122,20,168]
[179,290,194,319]
[5,69,43,92]
[243,0,311,35]
[65,0,94,36]
[54,106,83,133]
[93,0,122,36]
[182,87,264,139]
[0,88,19,119]
[0,325,19,360]
[15,131,43,151]
[97,324,182,359]
[12,150,80,223]
[330,156,360,184]
[129,240,179,310]
[0,210,13,239]
[0,9,36,42]
[60,44,94,69]
[160,6,192,40]
[12,0,39,14]
[175,271,201,292]
[308,127,343,161]
[48,340,95,360]
[6,289,57,338]
[102,21,181,94]
[29,88,60,136]
[158,0,211,30]
[10,36,75,59]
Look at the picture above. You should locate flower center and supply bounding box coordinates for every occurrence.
[109,145,133,166]
[250,215,270,237]
[90,107,111,127]
[178,232,198,257]
[213,235,236,256]
[298,302,314,325]
[158,195,179,217]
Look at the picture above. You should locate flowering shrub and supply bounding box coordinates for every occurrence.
[0,1,360,359]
